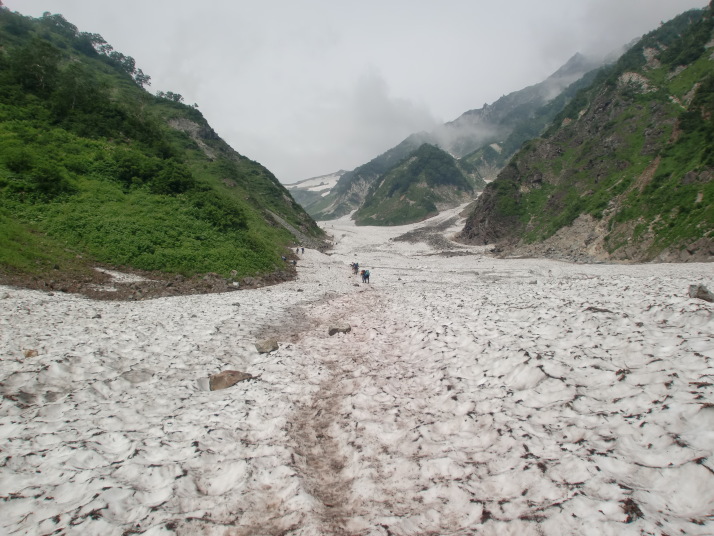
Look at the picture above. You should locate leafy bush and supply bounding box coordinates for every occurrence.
[190,189,248,231]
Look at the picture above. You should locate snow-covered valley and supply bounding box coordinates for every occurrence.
[1,207,713,535]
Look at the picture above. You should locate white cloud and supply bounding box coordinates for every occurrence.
[3,0,707,182]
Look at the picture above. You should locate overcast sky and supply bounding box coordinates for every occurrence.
[4,0,707,183]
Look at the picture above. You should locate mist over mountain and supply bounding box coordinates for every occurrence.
[430,53,605,159]
[299,52,608,223]
[458,5,714,262]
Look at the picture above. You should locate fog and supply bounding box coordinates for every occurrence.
[4,0,707,182]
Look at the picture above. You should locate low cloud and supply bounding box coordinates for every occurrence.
[4,0,707,182]
[220,69,438,182]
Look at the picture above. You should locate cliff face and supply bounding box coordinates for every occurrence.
[459,7,714,263]
[309,133,432,220]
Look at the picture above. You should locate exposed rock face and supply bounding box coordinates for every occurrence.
[209,370,253,391]
[167,118,218,160]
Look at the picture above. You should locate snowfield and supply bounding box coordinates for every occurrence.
[1,206,713,535]
[287,173,343,197]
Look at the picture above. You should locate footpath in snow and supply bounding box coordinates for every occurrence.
[1,206,713,536]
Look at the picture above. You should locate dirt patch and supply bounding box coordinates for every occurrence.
[291,361,354,534]
[393,216,469,251]
[0,264,297,301]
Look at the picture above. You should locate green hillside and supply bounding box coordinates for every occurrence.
[459,6,714,262]
[306,54,602,223]
[0,10,324,287]
[354,144,477,226]
[308,132,433,221]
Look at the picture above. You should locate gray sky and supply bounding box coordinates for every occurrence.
[4,0,707,183]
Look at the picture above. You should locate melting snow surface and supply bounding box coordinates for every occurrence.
[1,206,713,535]
[287,173,342,193]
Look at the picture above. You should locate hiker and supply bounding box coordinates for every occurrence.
[364,269,370,283]
[353,262,359,275]
[360,269,366,283]
[301,247,304,254]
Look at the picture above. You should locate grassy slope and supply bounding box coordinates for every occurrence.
[0,10,323,281]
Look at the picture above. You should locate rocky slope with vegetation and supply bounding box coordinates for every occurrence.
[0,9,325,295]
[286,171,346,213]
[306,54,604,222]
[353,144,480,226]
[306,133,435,220]
[459,5,714,263]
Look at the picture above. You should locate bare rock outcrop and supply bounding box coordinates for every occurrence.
[209,370,253,391]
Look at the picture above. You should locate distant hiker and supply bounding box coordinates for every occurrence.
[365,269,370,283]
[360,269,366,283]
[353,262,359,275]
[301,247,305,254]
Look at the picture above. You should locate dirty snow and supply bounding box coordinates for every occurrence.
[1,206,713,535]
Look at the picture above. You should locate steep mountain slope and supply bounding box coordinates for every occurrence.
[310,54,603,221]
[310,132,433,220]
[459,6,714,262]
[353,144,478,226]
[286,170,346,214]
[436,53,603,160]
[457,66,602,183]
[0,10,325,289]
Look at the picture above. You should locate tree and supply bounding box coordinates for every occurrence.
[74,32,107,56]
[133,68,151,88]
[52,62,103,116]
[39,12,77,39]
[156,91,184,103]
[2,10,32,36]
[108,51,136,76]
[10,38,61,95]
